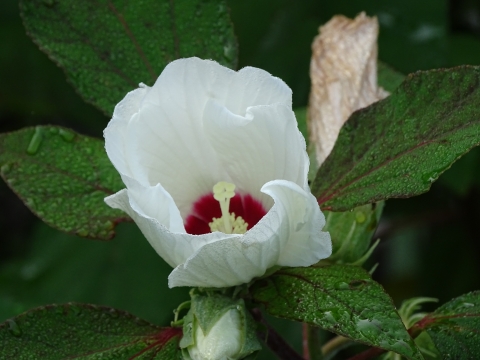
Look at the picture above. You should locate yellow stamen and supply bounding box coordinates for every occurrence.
[210,182,248,234]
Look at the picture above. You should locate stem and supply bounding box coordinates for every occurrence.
[305,324,325,360]
[251,308,305,360]
[302,323,310,360]
[321,335,351,357]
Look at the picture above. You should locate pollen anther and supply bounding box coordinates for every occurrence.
[210,182,249,234]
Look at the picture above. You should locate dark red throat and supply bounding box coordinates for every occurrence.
[184,193,267,235]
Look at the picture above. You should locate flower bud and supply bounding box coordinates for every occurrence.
[180,292,261,360]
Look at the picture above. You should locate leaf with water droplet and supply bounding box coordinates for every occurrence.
[413,291,480,359]
[313,66,480,211]
[251,265,423,359]
[20,0,238,115]
[0,126,129,240]
[0,303,182,359]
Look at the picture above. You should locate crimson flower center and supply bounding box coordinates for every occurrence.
[184,183,267,235]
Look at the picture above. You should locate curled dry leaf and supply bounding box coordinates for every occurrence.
[308,12,389,166]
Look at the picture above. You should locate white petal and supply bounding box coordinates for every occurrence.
[168,180,331,288]
[123,101,222,218]
[261,180,332,266]
[203,100,309,208]
[145,58,292,116]
[106,58,293,218]
[104,85,149,178]
[104,178,236,268]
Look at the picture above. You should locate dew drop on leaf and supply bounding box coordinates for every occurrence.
[1,163,12,174]
[7,320,22,337]
[355,211,366,223]
[26,127,43,155]
[58,129,75,142]
[335,282,350,290]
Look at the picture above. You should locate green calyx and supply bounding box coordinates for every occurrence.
[179,289,261,360]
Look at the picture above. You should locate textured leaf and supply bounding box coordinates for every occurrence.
[0,126,127,240]
[312,66,480,211]
[20,0,238,115]
[325,202,384,264]
[251,265,423,360]
[0,303,181,359]
[417,291,480,359]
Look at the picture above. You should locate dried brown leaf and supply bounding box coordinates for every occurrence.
[308,13,388,165]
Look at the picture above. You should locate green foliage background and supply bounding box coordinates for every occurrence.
[1,0,480,358]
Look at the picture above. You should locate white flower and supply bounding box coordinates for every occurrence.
[104,57,331,288]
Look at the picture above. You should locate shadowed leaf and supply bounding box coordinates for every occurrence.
[414,291,480,359]
[0,303,181,359]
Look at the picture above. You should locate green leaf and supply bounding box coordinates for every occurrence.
[0,126,127,239]
[377,61,405,93]
[20,0,238,115]
[251,265,423,360]
[324,202,384,264]
[312,66,480,211]
[0,303,181,359]
[418,291,480,359]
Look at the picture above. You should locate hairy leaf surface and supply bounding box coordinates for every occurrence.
[0,126,127,239]
[313,66,480,211]
[20,0,238,115]
[251,265,422,359]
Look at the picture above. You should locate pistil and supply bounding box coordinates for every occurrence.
[209,182,248,234]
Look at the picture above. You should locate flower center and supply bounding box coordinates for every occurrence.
[184,184,267,236]
[209,182,248,234]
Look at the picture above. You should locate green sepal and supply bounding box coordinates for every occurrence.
[324,202,384,264]
[179,309,194,349]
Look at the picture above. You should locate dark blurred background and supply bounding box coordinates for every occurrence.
[1,0,480,357]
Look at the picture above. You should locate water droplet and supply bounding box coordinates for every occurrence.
[25,198,36,209]
[355,211,366,223]
[349,280,367,290]
[7,320,22,337]
[223,43,236,62]
[1,163,12,174]
[27,127,43,155]
[335,282,350,290]
[77,229,89,237]
[55,306,65,315]
[59,129,75,142]
[356,318,382,338]
[390,340,413,356]
[321,311,337,325]
[108,308,119,318]
[70,305,82,316]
